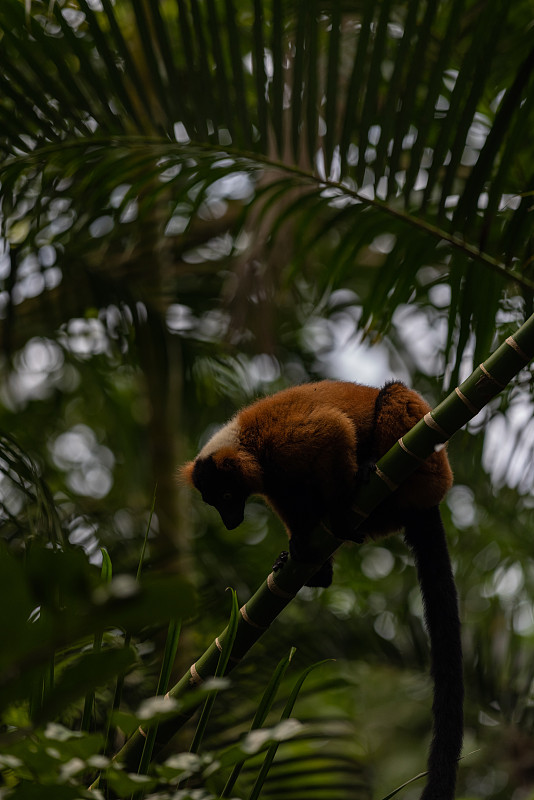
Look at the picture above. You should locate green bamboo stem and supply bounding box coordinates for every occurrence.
[112,312,534,773]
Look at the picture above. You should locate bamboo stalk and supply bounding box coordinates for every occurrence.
[111,311,534,772]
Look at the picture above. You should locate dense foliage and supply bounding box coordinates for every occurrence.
[1,1,534,798]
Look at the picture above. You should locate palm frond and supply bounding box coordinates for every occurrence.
[1,0,533,369]
[0,432,64,547]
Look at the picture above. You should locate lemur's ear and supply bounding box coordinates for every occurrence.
[212,446,262,489]
[177,461,195,486]
[236,450,262,486]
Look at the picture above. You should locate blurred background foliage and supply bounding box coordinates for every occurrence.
[1,0,534,797]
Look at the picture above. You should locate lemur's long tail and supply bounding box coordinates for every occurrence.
[404,505,463,800]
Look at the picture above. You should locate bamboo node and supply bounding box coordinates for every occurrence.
[423,412,450,439]
[351,504,369,519]
[214,637,241,663]
[267,572,296,599]
[506,335,530,362]
[240,604,269,630]
[479,363,506,388]
[138,726,148,739]
[455,387,480,415]
[375,467,398,491]
[398,436,425,463]
[189,662,203,685]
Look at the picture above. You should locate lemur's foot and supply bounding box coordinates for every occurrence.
[272,551,289,572]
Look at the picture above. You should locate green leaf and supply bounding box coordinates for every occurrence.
[105,768,158,798]
[248,660,333,800]
[220,647,296,797]
[137,619,182,775]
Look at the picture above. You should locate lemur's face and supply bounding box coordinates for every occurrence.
[192,455,249,530]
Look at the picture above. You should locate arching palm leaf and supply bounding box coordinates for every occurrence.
[1,0,533,373]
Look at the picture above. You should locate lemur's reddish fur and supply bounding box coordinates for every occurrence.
[180,380,453,545]
[180,380,462,800]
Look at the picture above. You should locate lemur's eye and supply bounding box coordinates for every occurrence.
[222,491,232,502]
